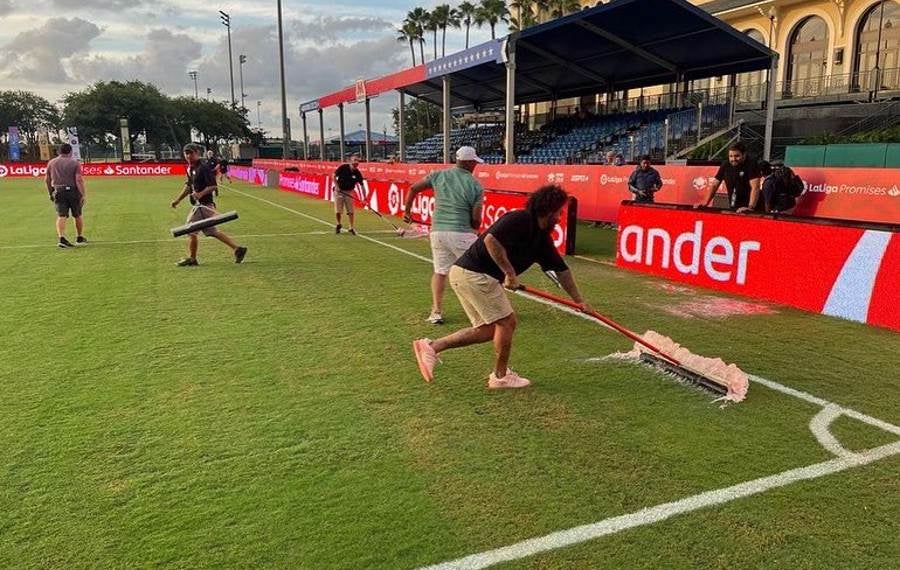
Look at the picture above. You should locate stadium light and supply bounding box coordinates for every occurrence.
[187,71,198,100]
[277,0,290,158]
[257,100,262,130]
[239,54,247,113]
[219,11,236,109]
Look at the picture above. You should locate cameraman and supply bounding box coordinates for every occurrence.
[760,160,804,214]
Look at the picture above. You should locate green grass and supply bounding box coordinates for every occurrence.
[0,177,897,569]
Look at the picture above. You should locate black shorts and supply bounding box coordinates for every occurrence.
[54,188,82,218]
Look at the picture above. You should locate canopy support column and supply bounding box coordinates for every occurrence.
[763,55,778,161]
[365,98,372,162]
[398,91,406,162]
[338,103,346,162]
[442,75,451,164]
[301,112,309,160]
[318,108,325,161]
[504,39,517,165]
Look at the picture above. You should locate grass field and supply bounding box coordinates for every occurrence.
[1,176,898,569]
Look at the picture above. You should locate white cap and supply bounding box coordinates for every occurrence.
[456,146,483,163]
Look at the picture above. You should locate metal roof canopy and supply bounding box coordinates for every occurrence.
[401,0,774,111]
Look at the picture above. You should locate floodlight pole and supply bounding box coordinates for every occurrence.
[239,54,247,112]
[365,98,372,162]
[301,111,309,159]
[257,100,262,130]
[398,91,406,162]
[442,74,451,164]
[318,108,326,160]
[277,0,290,159]
[338,103,346,162]
[763,55,778,161]
[219,11,236,109]
[188,71,199,100]
[504,38,517,165]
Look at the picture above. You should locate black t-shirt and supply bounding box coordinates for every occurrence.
[715,158,762,210]
[187,160,217,205]
[455,210,568,282]
[335,164,364,193]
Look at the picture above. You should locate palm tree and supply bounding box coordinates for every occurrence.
[457,1,477,49]
[406,8,430,65]
[551,0,583,19]
[476,0,509,40]
[397,22,418,66]
[425,10,439,60]
[509,0,537,31]
[533,0,553,23]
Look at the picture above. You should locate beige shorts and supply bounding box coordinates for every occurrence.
[187,204,221,236]
[334,191,355,214]
[430,231,478,275]
[449,265,514,328]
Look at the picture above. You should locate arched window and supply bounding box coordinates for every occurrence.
[854,1,899,90]
[785,16,829,97]
[736,29,767,101]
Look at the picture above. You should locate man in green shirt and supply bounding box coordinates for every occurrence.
[404,146,484,324]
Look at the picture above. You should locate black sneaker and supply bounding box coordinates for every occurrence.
[76,236,88,244]
[335,224,342,234]
[348,228,357,236]
[176,257,198,267]
[58,237,74,248]
[234,246,248,264]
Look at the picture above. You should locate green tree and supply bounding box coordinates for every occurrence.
[551,0,583,19]
[392,99,442,146]
[476,0,509,40]
[406,8,430,65]
[457,1,478,48]
[432,4,459,58]
[509,0,538,31]
[425,10,439,60]
[397,21,419,66]
[170,97,250,148]
[0,90,60,158]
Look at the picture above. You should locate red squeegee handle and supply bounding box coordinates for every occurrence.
[517,285,682,366]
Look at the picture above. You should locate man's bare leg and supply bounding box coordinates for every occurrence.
[431,273,447,316]
[74,216,84,238]
[188,234,199,259]
[431,323,495,353]
[55,216,67,238]
[213,232,239,250]
[491,313,517,377]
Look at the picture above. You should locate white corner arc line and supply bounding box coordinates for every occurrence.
[418,441,900,570]
[809,405,856,459]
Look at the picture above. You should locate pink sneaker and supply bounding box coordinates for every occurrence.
[412,339,440,382]
[487,369,531,389]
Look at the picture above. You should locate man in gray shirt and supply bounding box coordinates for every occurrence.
[44,143,87,248]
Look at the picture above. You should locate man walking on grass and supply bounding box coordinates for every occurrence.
[404,146,484,325]
[412,185,591,389]
[333,154,364,235]
[45,143,87,248]
[170,143,247,267]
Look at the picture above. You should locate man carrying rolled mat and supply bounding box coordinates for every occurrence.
[170,143,247,267]
[412,184,591,389]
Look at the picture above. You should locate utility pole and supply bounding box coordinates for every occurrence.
[219,11,236,108]
[188,71,198,100]
[277,0,290,158]
[257,100,262,130]
[239,54,247,112]
[206,87,212,101]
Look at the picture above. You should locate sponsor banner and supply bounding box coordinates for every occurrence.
[0,162,187,178]
[616,203,900,331]
[230,166,268,185]
[252,160,900,225]
[276,169,571,254]
[425,39,503,79]
[37,127,51,161]
[66,127,81,161]
[8,127,21,161]
[120,118,132,162]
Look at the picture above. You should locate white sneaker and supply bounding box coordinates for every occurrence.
[427,312,444,324]
[487,369,531,389]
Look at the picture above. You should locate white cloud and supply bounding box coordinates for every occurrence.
[0,0,13,16]
[0,17,101,82]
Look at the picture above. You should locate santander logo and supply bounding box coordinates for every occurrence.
[0,165,7,177]
[619,221,761,285]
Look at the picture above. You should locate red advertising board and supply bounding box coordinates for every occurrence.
[275,169,572,254]
[252,159,900,226]
[615,203,900,331]
[0,162,187,178]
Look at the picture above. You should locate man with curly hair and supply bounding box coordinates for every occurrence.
[412,185,591,389]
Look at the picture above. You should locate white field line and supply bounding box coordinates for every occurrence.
[0,230,405,250]
[574,254,617,267]
[419,440,900,570]
[225,184,900,568]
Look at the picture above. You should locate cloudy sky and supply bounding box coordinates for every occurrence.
[0,0,495,141]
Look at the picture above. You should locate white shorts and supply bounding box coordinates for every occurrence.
[430,231,477,275]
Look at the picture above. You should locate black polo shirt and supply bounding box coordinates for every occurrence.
[187,160,217,205]
[715,158,762,210]
[455,210,568,282]
[335,164,364,193]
